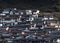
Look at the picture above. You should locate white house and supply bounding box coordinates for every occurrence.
[0,13,6,16]
[43,15,54,20]
[26,10,32,15]
[2,9,10,14]
[33,10,40,14]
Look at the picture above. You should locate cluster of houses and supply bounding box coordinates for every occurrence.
[0,8,60,43]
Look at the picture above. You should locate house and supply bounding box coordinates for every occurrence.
[45,20,60,28]
[32,14,38,18]
[10,10,19,15]
[1,33,11,38]
[26,10,32,15]
[43,15,54,20]
[25,34,37,39]
[10,11,14,15]
[0,27,6,30]
[36,10,40,14]
[0,13,6,16]
[2,8,10,14]
[29,16,34,21]
[55,25,60,28]
[32,10,40,18]
[32,10,40,14]
[20,10,26,15]
[20,11,24,15]
[13,8,17,10]
[14,10,19,15]
[24,28,30,32]
[0,18,15,23]
[30,24,38,29]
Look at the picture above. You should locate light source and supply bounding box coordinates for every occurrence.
[21,32,25,35]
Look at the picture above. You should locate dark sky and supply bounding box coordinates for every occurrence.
[0,0,57,9]
[2,0,56,5]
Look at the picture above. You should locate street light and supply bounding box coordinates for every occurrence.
[57,39,60,43]
[21,32,25,35]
